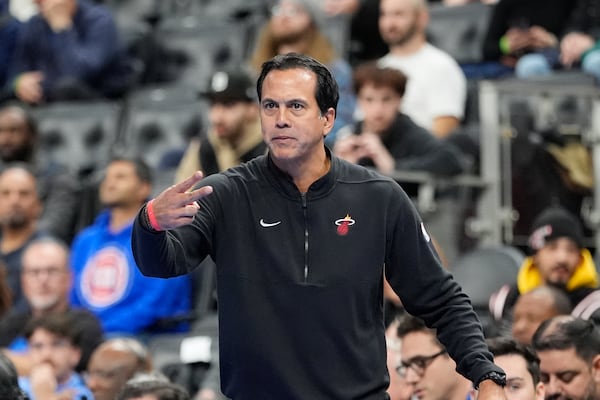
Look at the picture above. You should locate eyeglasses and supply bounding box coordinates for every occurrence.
[395,349,447,377]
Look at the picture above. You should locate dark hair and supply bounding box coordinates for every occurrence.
[109,154,153,184]
[0,103,37,137]
[487,336,541,384]
[116,379,190,400]
[352,62,407,98]
[532,317,600,363]
[256,53,339,116]
[24,312,80,347]
[0,352,27,399]
[396,314,443,348]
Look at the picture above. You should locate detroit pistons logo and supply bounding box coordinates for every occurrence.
[80,246,130,309]
[335,214,355,236]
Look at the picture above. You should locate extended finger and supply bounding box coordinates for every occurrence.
[175,171,205,193]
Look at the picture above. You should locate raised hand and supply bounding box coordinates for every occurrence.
[149,171,213,231]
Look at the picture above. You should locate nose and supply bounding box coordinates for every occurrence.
[403,365,422,384]
[545,376,563,397]
[275,107,290,128]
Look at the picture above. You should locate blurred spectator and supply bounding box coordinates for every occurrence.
[0,352,27,400]
[0,1,21,93]
[489,206,598,329]
[510,285,572,345]
[395,314,473,400]
[4,0,134,104]
[323,0,389,65]
[117,377,190,400]
[483,337,544,400]
[0,262,11,318]
[18,313,93,400]
[70,156,191,335]
[440,0,498,4]
[0,237,103,374]
[481,0,575,77]
[334,63,464,176]
[175,67,266,182]
[0,104,81,243]
[249,0,356,145]
[378,0,466,138]
[85,337,153,400]
[517,0,600,81]
[385,313,413,400]
[532,316,600,400]
[0,164,45,311]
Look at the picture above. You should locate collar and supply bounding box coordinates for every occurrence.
[263,146,337,200]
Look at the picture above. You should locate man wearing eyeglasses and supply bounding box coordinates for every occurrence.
[396,314,473,400]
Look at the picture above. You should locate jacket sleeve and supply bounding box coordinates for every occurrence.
[384,185,503,384]
[131,174,227,278]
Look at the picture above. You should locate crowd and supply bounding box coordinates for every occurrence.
[0,0,599,399]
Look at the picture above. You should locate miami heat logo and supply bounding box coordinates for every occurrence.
[335,214,355,236]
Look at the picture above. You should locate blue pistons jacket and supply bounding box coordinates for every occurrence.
[132,150,503,399]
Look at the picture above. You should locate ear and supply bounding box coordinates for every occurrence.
[535,381,545,400]
[592,354,600,383]
[321,108,336,137]
[69,345,82,368]
[418,8,429,31]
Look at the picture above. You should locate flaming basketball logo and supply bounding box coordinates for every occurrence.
[335,214,355,236]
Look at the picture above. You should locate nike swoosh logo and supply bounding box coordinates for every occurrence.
[260,219,281,227]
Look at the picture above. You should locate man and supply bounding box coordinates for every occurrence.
[131,53,506,399]
[175,67,266,182]
[378,0,467,137]
[396,314,473,400]
[484,337,545,400]
[70,156,191,335]
[85,337,153,400]
[0,164,44,311]
[5,0,132,104]
[0,237,102,374]
[511,285,572,345]
[532,316,600,400]
[489,206,599,327]
[0,104,80,243]
[18,313,93,400]
[334,63,464,176]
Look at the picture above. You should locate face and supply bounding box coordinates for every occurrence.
[495,354,545,400]
[379,0,423,47]
[400,331,469,400]
[533,238,581,287]
[357,83,402,135]
[387,323,414,400]
[0,168,41,229]
[99,160,150,209]
[28,328,80,384]
[270,0,313,44]
[537,348,599,400]
[209,101,257,141]
[512,293,562,345]
[260,68,334,166]
[86,347,140,400]
[0,108,34,162]
[21,242,71,313]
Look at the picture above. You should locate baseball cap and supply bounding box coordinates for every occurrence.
[528,206,584,250]
[200,68,256,103]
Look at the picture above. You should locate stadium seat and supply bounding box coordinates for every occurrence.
[449,245,524,336]
[426,2,492,65]
[32,101,122,179]
[117,85,208,192]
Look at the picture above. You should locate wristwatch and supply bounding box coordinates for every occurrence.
[475,370,507,390]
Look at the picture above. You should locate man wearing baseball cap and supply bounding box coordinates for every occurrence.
[489,206,599,331]
[175,67,267,182]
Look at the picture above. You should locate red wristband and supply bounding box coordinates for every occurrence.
[146,199,163,231]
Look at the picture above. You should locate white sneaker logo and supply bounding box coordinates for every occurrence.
[260,219,281,228]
